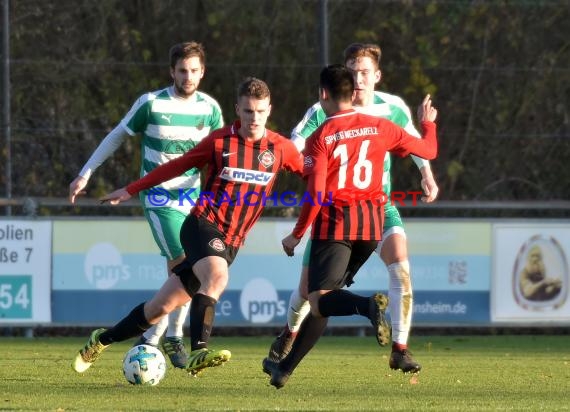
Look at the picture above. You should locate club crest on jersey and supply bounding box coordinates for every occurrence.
[219,167,274,186]
[304,155,314,168]
[258,150,275,168]
[209,238,226,252]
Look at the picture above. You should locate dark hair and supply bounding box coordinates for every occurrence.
[343,43,382,69]
[237,77,271,100]
[169,42,205,69]
[319,64,354,102]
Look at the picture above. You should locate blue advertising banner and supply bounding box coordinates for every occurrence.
[52,219,491,326]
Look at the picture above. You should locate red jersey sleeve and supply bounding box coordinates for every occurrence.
[382,120,437,160]
[292,135,327,239]
[126,135,214,195]
[281,139,304,176]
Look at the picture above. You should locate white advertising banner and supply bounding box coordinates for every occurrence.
[492,222,570,324]
[0,220,52,323]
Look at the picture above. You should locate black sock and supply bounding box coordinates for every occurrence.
[318,289,369,317]
[280,313,328,374]
[190,293,217,351]
[99,302,151,345]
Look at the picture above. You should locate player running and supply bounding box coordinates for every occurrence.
[265,64,438,388]
[72,77,303,377]
[265,43,438,374]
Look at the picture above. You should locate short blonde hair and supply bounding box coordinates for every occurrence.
[343,43,381,69]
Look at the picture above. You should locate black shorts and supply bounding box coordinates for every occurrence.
[308,239,377,293]
[174,214,239,295]
[180,214,239,266]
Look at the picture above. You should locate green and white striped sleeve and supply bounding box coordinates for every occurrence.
[291,102,327,152]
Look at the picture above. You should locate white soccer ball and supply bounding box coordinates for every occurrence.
[122,344,167,386]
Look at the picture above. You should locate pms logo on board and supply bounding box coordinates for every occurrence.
[84,243,130,290]
[219,167,274,186]
[239,278,286,323]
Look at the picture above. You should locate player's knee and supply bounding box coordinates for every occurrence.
[381,251,408,266]
[379,234,408,265]
[144,301,171,323]
[308,293,323,317]
[299,266,310,299]
[199,271,228,299]
[309,305,321,317]
[299,283,309,300]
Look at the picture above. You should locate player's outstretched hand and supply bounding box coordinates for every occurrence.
[282,233,301,257]
[421,174,439,203]
[418,94,437,123]
[100,188,132,205]
[69,176,88,204]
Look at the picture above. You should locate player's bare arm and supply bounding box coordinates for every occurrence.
[417,94,438,123]
[416,95,439,201]
[69,176,88,204]
[100,188,132,205]
[282,234,301,257]
[420,165,439,203]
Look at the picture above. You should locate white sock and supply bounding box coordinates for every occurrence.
[142,315,168,346]
[387,260,413,345]
[166,302,190,338]
[287,288,311,333]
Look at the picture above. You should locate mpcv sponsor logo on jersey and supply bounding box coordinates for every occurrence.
[240,278,285,323]
[219,167,274,186]
[84,243,130,290]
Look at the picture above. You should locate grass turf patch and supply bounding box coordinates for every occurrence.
[1,335,568,411]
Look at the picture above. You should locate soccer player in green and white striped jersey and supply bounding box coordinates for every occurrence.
[69,42,223,369]
[265,43,439,374]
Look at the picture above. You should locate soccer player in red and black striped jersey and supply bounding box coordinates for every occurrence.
[72,77,303,377]
[264,65,438,389]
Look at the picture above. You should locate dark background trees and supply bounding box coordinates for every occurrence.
[1,0,568,216]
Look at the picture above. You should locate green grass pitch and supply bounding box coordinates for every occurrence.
[1,335,568,411]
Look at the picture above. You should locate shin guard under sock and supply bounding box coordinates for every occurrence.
[189,293,217,350]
